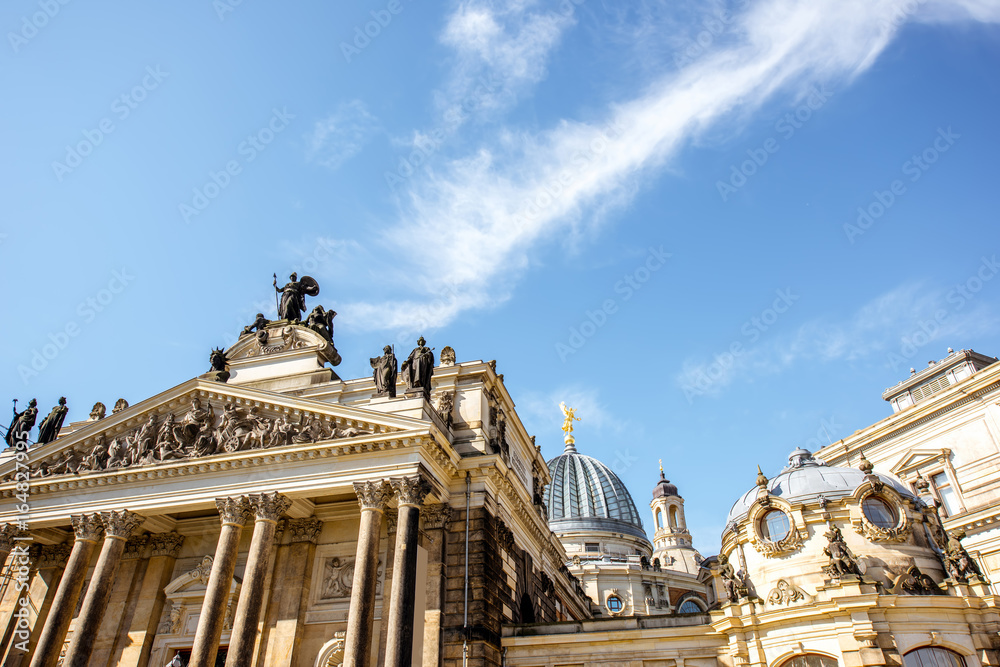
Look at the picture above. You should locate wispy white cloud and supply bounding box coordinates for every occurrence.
[343,0,1000,333]
[307,100,380,169]
[674,279,1000,396]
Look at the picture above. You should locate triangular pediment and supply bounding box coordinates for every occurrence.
[1,378,433,484]
[889,448,948,475]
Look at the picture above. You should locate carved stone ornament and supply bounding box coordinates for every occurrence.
[189,555,215,585]
[497,519,515,553]
[324,631,347,667]
[101,509,145,540]
[238,325,308,358]
[890,565,941,595]
[765,579,807,605]
[150,531,186,558]
[216,496,252,526]
[391,475,431,507]
[123,534,150,560]
[37,543,72,569]
[421,504,452,531]
[159,601,184,634]
[747,500,802,557]
[321,557,355,599]
[0,523,26,553]
[439,346,456,367]
[248,492,292,522]
[112,398,129,414]
[823,525,862,579]
[853,487,910,543]
[287,517,323,544]
[354,480,392,511]
[435,391,455,428]
[71,514,105,542]
[89,402,106,421]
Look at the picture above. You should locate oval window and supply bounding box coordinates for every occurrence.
[606,595,624,613]
[862,497,897,529]
[760,509,790,541]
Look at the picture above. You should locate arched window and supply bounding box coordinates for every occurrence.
[656,508,663,529]
[668,506,678,529]
[677,599,702,613]
[777,654,838,667]
[903,647,965,667]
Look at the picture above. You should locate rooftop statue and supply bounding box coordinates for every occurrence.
[273,272,319,323]
[241,313,271,344]
[5,398,37,449]
[204,347,231,383]
[306,305,337,343]
[370,345,398,398]
[559,402,580,448]
[401,337,434,399]
[37,397,69,445]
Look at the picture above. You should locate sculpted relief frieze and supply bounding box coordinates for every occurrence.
[5,395,372,483]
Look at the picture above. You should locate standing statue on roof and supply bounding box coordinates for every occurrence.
[273,272,320,322]
[37,397,69,445]
[370,345,398,398]
[559,402,580,448]
[5,398,38,449]
[401,337,434,399]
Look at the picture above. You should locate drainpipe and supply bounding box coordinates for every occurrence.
[463,471,471,667]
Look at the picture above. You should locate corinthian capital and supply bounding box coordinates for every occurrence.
[101,509,145,540]
[123,534,150,559]
[248,492,292,523]
[71,514,105,542]
[149,532,186,558]
[353,480,392,511]
[216,496,252,526]
[287,517,323,544]
[37,543,72,569]
[0,523,27,554]
[391,476,431,507]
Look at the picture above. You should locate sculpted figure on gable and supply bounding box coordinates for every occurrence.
[9,397,371,482]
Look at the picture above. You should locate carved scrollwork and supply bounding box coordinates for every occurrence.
[240,326,308,358]
[853,487,910,543]
[287,517,323,544]
[765,579,807,605]
[746,500,802,557]
[189,555,214,585]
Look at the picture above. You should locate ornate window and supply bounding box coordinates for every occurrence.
[777,654,838,667]
[677,599,703,613]
[903,647,965,667]
[606,594,624,614]
[761,510,791,541]
[862,496,897,529]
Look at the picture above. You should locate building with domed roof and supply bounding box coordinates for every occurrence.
[544,418,709,617]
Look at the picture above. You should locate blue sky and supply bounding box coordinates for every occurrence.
[2,0,998,554]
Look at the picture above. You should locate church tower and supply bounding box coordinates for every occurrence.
[649,463,701,575]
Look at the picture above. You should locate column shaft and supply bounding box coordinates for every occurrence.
[64,509,144,667]
[115,532,185,667]
[385,504,421,667]
[4,545,70,667]
[89,535,148,665]
[261,518,322,667]
[344,481,391,667]
[189,497,250,667]
[225,492,290,667]
[28,515,104,667]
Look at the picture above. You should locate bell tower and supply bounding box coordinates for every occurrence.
[649,462,700,574]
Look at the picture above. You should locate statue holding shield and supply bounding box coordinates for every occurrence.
[273,272,320,322]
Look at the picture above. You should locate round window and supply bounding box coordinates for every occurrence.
[606,595,624,613]
[760,509,790,541]
[862,497,897,529]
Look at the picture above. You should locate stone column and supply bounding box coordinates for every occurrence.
[4,544,71,667]
[189,497,251,667]
[63,509,144,667]
[89,534,149,665]
[261,517,322,666]
[115,532,185,667]
[344,480,392,667]
[225,492,291,667]
[28,515,104,667]
[421,504,452,667]
[0,524,28,656]
[385,476,431,667]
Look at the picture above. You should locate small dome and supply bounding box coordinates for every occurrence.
[546,446,648,542]
[652,470,679,499]
[726,448,915,525]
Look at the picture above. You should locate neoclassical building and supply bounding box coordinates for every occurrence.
[1,310,999,667]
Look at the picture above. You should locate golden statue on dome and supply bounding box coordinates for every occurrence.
[559,402,580,446]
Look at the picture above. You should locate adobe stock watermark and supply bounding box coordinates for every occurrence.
[716,84,833,201]
[843,127,959,244]
[51,66,169,182]
[802,416,842,451]
[681,288,799,402]
[886,255,997,371]
[213,0,248,21]
[673,0,750,69]
[179,107,294,223]
[340,0,411,63]
[17,268,136,384]
[7,0,71,53]
[556,246,672,362]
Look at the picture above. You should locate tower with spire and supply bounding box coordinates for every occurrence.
[649,462,702,575]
